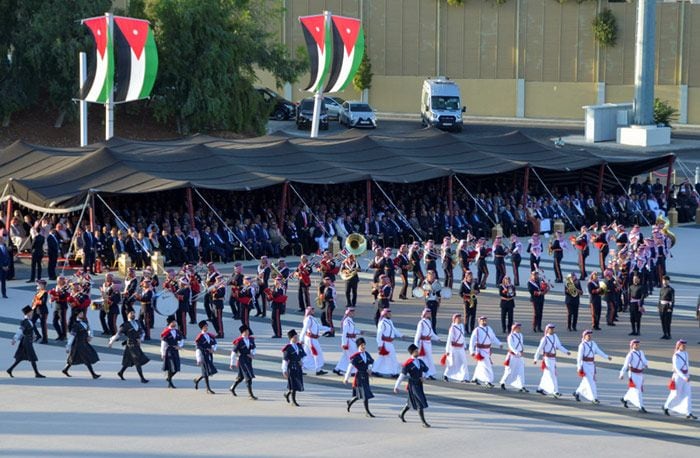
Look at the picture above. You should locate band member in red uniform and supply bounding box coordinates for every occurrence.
[270,276,287,338]
[321,276,337,337]
[203,262,220,324]
[160,316,184,388]
[174,277,191,338]
[409,241,425,291]
[31,279,49,344]
[135,279,154,341]
[67,282,91,329]
[575,226,590,279]
[228,263,244,320]
[375,275,392,325]
[121,267,138,324]
[210,278,226,338]
[296,255,313,312]
[395,244,410,300]
[50,276,70,341]
[441,236,454,289]
[256,256,271,317]
[186,264,202,324]
[99,273,121,336]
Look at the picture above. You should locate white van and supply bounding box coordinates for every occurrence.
[420,77,465,132]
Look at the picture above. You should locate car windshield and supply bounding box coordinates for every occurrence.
[350,104,372,112]
[431,96,460,110]
[301,100,326,112]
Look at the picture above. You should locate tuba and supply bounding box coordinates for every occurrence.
[565,276,579,297]
[345,233,367,256]
[656,214,676,247]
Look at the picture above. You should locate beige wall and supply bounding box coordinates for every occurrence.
[261,0,700,122]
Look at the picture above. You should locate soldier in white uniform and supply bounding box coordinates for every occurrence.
[574,330,611,404]
[663,339,696,419]
[500,322,527,392]
[373,309,402,377]
[469,316,502,387]
[334,307,359,376]
[442,313,470,383]
[300,307,330,375]
[619,339,649,413]
[414,308,439,379]
[533,323,570,398]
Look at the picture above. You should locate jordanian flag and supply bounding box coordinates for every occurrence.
[113,17,158,103]
[80,16,113,103]
[324,15,364,93]
[299,14,332,92]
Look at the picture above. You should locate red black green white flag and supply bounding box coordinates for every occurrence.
[324,15,364,93]
[299,14,332,92]
[80,15,158,104]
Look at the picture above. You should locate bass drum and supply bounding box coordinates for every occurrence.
[155,291,179,316]
[412,287,424,299]
[440,287,452,300]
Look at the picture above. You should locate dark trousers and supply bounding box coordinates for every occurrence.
[598,247,609,272]
[229,298,240,320]
[53,304,67,339]
[578,249,588,278]
[443,266,453,289]
[477,261,488,288]
[553,252,563,282]
[30,254,42,280]
[345,277,358,307]
[412,269,424,290]
[47,255,58,279]
[188,299,197,324]
[531,300,544,332]
[138,305,153,339]
[629,304,642,334]
[99,310,118,335]
[659,306,673,338]
[511,254,521,286]
[495,259,506,285]
[32,311,48,341]
[606,300,616,326]
[463,301,477,335]
[399,271,409,298]
[177,309,188,338]
[426,300,439,333]
[298,285,310,311]
[590,302,602,329]
[566,300,579,331]
[271,304,283,337]
[500,303,514,334]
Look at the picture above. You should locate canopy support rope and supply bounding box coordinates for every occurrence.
[605,164,651,226]
[372,180,422,242]
[95,193,151,257]
[453,175,497,226]
[529,168,576,231]
[288,183,331,238]
[60,193,91,275]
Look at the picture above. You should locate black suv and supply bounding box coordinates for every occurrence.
[295,97,329,130]
[255,87,297,121]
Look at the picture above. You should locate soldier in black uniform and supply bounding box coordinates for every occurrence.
[229,325,258,400]
[396,245,410,299]
[27,228,44,282]
[135,279,154,340]
[228,263,244,320]
[282,329,306,407]
[175,277,191,338]
[121,268,138,324]
[587,272,603,330]
[493,236,507,286]
[394,344,431,428]
[658,275,675,340]
[550,232,564,283]
[527,271,547,333]
[628,274,645,336]
[594,226,609,273]
[343,337,376,418]
[161,316,184,388]
[109,310,150,383]
[270,276,287,338]
[62,309,101,379]
[6,306,46,378]
[410,242,425,291]
[322,276,337,337]
[564,273,583,332]
[460,270,479,335]
[99,273,121,336]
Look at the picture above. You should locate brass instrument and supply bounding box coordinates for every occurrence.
[598,280,608,295]
[656,214,676,247]
[101,284,113,313]
[345,233,367,256]
[565,276,579,297]
[339,262,359,281]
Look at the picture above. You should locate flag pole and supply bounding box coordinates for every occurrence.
[310,10,331,139]
[105,12,114,141]
[79,52,88,146]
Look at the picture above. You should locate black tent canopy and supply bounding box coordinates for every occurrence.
[0,129,673,213]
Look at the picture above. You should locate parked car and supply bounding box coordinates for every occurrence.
[339,101,377,128]
[296,98,329,130]
[255,87,297,121]
[324,96,345,120]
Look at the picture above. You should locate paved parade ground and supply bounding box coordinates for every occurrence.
[2,226,700,456]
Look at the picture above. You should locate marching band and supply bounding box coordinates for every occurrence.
[4,220,698,423]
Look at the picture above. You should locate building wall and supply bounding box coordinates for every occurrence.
[260,0,700,123]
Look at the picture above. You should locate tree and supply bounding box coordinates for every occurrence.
[144,0,306,135]
[352,51,372,102]
[0,0,112,126]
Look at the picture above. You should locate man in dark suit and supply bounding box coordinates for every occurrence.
[81,225,96,274]
[28,228,45,282]
[0,238,10,298]
[47,228,60,280]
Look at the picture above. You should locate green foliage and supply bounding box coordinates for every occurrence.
[592,8,617,47]
[0,0,112,121]
[353,51,373,93]
[653,98,678,127]
[144,0,306,135]
[444,0,465,5]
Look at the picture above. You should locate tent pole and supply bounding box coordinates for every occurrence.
[60,193,91,276]
[596,163,605,205]
[447,174,454,228]
[366,179,372,219]
[186,187,195,230]
[5,197,11,230]
[278,182,289,233]
[89,192,96,233]
[522,166,530,206]
[530,168,576,231]
[665,155,675,204]
[94,193,151,256]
